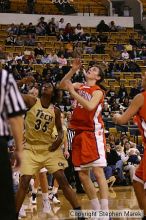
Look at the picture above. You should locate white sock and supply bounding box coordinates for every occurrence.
[42,193,49,201]
[100,199,109,210]
[90,198,101,210]
[32,187,37,194]
[51,186,58,195]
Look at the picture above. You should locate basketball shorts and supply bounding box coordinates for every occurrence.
[72,130,107,171]
[133,146,146,189]
[20,143,68,175]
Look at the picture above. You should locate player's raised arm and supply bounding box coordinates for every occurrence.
[112,93,144,125]
[59,58,81,90]
[64,80,103,111]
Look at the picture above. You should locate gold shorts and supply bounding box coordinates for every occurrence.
[20,143,68,175]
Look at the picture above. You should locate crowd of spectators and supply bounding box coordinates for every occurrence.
[1,17,145,187]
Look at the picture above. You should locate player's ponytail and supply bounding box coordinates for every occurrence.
[95,65,107,91]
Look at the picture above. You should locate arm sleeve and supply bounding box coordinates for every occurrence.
[5,73,26,117]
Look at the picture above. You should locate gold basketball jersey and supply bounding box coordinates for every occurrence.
[25,99,56,145]
[52,125,67,146]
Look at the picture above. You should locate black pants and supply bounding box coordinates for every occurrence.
[0,137,16,220]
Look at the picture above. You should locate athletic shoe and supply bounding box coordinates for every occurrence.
[30,193,37,205]
[43,200,52,214]
[48,193,60,204]
[19,206,26,217]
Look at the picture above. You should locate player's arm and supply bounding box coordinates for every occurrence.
[21,94,37,109]
[49,107,64,152]
[59,58,81,90]
[112,93,144,125]
[64,80,103,111]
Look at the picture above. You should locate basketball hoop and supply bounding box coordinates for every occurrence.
[52,0,70,4]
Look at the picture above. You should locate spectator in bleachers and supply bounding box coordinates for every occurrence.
[108,59,121,77]
[7,23,18,35]
[83,41,94,54]
[129,46,142,60]
[58,18,66,30]
[48,17,58,31]
[6,52,14,63]
[111,101,120,112]
[34,42,45,57]
[120,60,129,72]
[129,34,138,47]
[27,51,37,64]
[128,59,141,72]
[107,133,117,148]
[65,41,74,57]
[41,54,51,64]
[64,23,74,41]
[5,33,16,45]
[37,16,47,29]
[96,20,110,32]
[51,50,59,63]
[26,22,36,35]
[97,32,108,43]
[95,41,105,54]
[117,84,128,101]
[116,40,125,52]
[14,52,24,62]
[110,46,121,60]
[18,23,26,35]
[74,23,85,41]
[109,21,118,32]
[42,63,51,78]
[121,48,130,60]
[15,35,24,46]
[137,35,146,48]
[103,102,111,118]
[121,97,130,110]
[58,54,67,68]
[106,86,116,98]
[105,143,127,185]
[46,22,56,36]
[25,34,36,46]
[57,46,66,57]
[36,22,46,36]
[56,29,65,42]
[129,82,140,98]
[73,42,83,58]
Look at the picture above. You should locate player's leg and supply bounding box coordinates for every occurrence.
[15,144,41,217]
[39,170,51,213]
[30,173,39,204]
[92,166,109,210]
[78,169,101,210]
[133,155,145,214]
[49,178,60,204]
[15,175,32,217]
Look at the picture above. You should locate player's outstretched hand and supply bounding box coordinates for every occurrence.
[72,58,82,72]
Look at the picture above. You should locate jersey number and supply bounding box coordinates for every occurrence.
[35,119,49,132]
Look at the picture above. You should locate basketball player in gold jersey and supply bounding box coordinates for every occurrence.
[15,83,84,220]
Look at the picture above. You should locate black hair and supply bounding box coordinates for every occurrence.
[38,82,63,105]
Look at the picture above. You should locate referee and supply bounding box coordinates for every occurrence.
[0,69,26,220]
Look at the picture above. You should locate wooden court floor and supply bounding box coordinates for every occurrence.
[22,186,141,220]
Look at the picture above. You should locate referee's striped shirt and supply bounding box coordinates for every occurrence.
[0,69,26,136]
[67,128,75,151]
